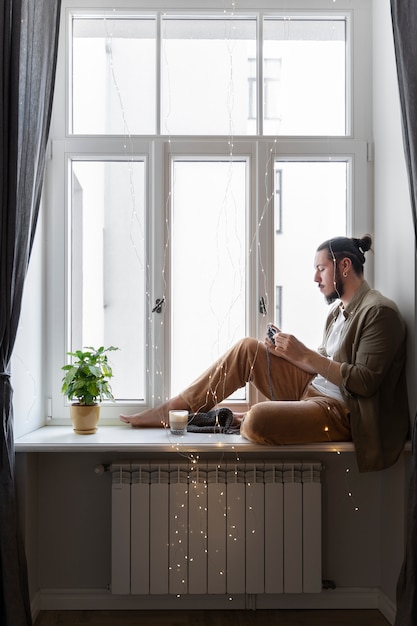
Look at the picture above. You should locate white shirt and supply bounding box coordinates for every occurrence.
[312,307,345,402]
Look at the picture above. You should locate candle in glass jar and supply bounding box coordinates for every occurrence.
[169,410,189,435]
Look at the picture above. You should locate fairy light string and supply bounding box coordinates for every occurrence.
[150,3,279,595]
[101,11,161,411]
[157,1,249,419]
[101,3,360,519]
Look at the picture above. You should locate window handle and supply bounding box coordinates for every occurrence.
[259,296,267,315]
[152,297,165,314]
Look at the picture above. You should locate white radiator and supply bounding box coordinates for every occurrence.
[110,461,322,596]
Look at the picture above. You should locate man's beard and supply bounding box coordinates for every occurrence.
[325,269,344,305]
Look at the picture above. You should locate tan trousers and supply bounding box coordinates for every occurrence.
[180,338,352,445]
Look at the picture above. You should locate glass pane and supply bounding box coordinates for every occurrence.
[170,160,247,399]
[72,17,156,134]
[161,18,257,135]
[70,160,146,400]
[273,161,347,349]
[263,18,346,135]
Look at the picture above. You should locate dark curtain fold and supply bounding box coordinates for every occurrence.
[391,2,417,625]
[0,1,61,625]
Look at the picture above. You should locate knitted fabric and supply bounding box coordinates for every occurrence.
[187,407,234,433]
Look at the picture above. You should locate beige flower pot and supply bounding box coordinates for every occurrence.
[70,404,100,434]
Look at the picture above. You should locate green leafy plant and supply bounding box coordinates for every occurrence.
[61,346,119,405]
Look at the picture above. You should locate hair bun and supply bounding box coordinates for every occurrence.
[356,234,372,254]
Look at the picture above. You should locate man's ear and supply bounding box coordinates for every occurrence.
[342,257,352,274]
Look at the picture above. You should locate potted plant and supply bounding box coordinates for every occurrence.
[61,345,119,434]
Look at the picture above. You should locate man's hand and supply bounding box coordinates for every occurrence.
[272,332,318,374]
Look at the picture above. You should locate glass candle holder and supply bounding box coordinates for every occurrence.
[169,410,189,435]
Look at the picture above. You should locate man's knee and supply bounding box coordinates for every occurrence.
[234,336,260,354]
[241,403,273,444]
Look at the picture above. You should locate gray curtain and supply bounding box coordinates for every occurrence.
[391,2,417,625]
[0,1,61,624]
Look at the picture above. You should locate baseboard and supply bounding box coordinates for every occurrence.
[39,589,247,611]
[30,589,41,623]
[260,587,395,624]
[378,589,396,625]
[257,587,380,610]
[38,587,394,617]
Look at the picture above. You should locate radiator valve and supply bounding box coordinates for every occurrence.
[322,579,336,590]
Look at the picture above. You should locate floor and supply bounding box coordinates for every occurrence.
[34,609,391,625]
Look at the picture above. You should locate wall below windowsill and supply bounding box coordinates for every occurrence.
[15,424,412,455]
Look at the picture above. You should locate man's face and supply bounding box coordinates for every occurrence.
[314,249,344,304]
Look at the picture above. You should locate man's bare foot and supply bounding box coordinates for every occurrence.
[119,408,166,428]
[120,396,189,428]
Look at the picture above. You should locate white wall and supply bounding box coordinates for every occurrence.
[373,1,416,390]
[12,198,45,439]
[32,451,388,588]
[372,0,415,607]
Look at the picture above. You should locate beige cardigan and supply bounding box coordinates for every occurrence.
[319,281,410,472]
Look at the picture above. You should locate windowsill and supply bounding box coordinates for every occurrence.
[14,424,363,454]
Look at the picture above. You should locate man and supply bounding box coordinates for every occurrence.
[121,235,409,472]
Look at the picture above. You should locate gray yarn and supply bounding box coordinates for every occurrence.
[187,408,234,433]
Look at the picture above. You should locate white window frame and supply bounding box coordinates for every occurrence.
[44,0,373,425]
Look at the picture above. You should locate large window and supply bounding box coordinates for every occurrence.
[46,0,372,423]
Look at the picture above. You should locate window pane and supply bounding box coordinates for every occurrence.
[70,160,146,400]
[263,18,346,135]
[72,17,156,134]
[161,18,257,135]
[170,160,247,399]
[273,161,347,348]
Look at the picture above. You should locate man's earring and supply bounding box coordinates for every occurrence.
[343,271,348,278]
